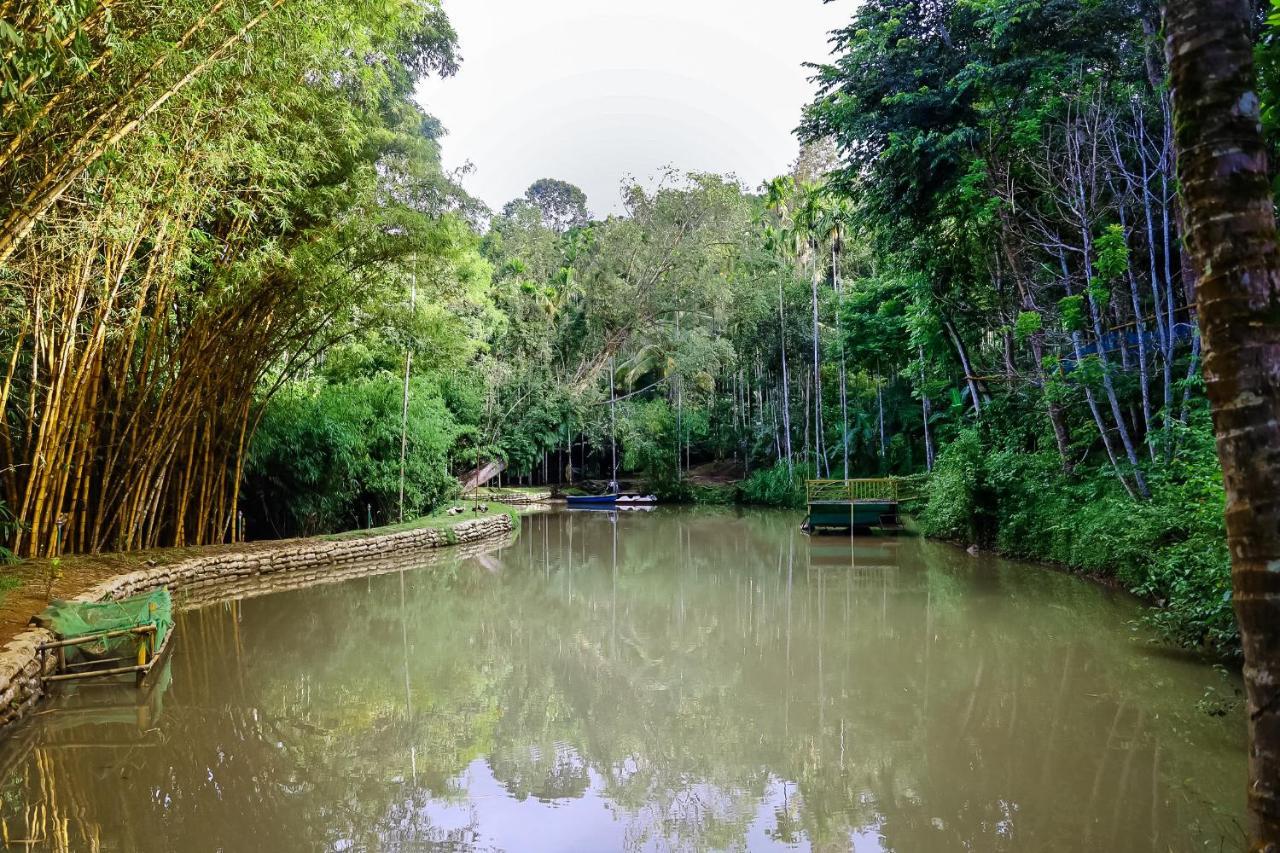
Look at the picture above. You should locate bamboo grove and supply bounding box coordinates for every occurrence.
[1,0,463,556]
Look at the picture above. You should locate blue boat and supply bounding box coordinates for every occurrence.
[566,493,618,507]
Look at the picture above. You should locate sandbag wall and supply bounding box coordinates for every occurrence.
[0,513,514,732]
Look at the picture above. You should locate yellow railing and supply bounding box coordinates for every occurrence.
[806,478,899,502]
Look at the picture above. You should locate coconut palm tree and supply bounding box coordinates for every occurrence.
[1166,1,1280,845]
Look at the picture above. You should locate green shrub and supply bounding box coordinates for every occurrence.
[737,462,808,509]
[692,484,735,505]
[919,416,1235,654]
[918,427,985,541]
[246,374,460,537]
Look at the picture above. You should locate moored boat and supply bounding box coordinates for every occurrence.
[566,493,618,507]
[615,493,657,505]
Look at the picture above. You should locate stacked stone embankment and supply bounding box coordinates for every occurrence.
[0,513,513,731]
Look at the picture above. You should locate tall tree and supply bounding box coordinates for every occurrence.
[505,178,590,233]
[1166,0,1280,846]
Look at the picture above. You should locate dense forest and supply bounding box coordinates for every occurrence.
[2,0,1277,659]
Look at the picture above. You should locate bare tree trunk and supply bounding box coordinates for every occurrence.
[1056,252,1139,498]
[1166,1,1280,845]
[998,222,1074,472]
[943,319,984,419]
[1179,332,1202,426]
[1119,206,1157,459]
[1160,102,1181,453]
[1079,238,1151,497]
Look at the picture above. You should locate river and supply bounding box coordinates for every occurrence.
[0,508,1246,851]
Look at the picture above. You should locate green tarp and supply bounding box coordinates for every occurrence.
[33,588,173,664]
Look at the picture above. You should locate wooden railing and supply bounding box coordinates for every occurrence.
[806,478,899,502]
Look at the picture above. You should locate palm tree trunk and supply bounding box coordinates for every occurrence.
[944,320,984,419]
[876,378,886,466]
[835,246,849,480]
[777,280,793,472]
[1167,2,1280,846]
[1119,207,1157,459]
[810,250,825,476]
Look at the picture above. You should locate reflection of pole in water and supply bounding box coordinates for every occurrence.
[1111,708,1144,840]
[1150,745,1161,849]
[785,529,793,738]
[923,583,931,780]
[1083,700,1128,849]
[1039,647,1074,793]
[818,566,825,760]
[611,510,618,660]
[677,521,686,631]
[400,569,417,786]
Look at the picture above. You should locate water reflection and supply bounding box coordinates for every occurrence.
[0,508,1247,851]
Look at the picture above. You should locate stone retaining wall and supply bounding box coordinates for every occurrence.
[175,528,513,610]
[0,512,514,732]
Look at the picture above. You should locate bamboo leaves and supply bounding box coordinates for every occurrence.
[0,0,463,556]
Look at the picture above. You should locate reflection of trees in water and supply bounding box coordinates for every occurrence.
[0,510,1246,852]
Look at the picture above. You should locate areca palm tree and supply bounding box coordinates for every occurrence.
[760,218,796,472]
[794,182,829,477]
[815,193,855,478]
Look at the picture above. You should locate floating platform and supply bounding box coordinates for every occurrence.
[804,479,906,534]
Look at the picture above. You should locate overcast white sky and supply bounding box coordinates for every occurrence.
[414,0,854,216]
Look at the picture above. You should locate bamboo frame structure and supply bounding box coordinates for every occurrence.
[37,625,161,686]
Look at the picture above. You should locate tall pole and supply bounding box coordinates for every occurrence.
[398,256,416,523]
[609,356,618,488]
[675,311,683,480]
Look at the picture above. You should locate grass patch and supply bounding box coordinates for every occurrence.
[324,500,522,542]
[472,486,551,497]
[691,483,736,505]
[0,574,19,606]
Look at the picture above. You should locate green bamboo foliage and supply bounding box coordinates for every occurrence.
[0,0,460,556]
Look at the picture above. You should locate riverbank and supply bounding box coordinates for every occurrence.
[0,503,520,732]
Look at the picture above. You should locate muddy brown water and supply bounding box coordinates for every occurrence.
[0,508,1246,851]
